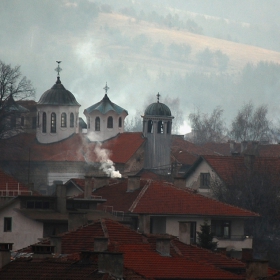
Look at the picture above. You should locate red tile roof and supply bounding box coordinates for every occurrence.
[0,169,32,196]
[16,219,251,279]
[202,155,280,186]
[129,180,258,217]
[0,132,145,164]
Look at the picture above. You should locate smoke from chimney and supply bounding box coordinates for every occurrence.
[94,143,122,178]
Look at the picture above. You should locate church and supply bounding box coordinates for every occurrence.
[0,62,176,194]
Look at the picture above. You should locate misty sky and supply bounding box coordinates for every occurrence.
[1,0,280,134]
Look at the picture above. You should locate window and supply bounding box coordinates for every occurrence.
[211,220,231,238]
[70,113,74,127]
[148,120,153,133]
[167,121,171,134]
[32,117,37,129]
[107,116,113,128]
[51,113,56,133]
[190,222,197,244]
[61,112,67,127]
[157,121,163,133]
[21,116,24,126]
[95,117,100,131]
[4,217,12,232]
[26,201,50,209]
[200,173,210,189]
[42,112,46,133]
[10,115,16,128]
[118,117,122,128]
[37,112,40,127]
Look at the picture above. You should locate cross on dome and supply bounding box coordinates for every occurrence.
[157,92,160,103]
[103,82,110,94]
[55,61,62,77]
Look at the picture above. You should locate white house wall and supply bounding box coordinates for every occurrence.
[0,200,43,251]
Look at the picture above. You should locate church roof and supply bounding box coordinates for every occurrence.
[144,101,172,117]
[84,94,128,115]
[37,77,80,106]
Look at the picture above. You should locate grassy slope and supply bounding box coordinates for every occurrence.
[91,12,280,74]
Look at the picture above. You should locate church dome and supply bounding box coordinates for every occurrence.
[37,77,80,106]
[144,102,171,116]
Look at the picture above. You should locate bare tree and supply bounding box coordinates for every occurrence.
[187,106,227,145]
[0,60,35,138]
[125,109,143,132]
[230,102,272,142]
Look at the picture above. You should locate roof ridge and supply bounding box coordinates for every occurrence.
[129,180,151,212]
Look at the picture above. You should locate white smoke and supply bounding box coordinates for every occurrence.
[94,143,122,178]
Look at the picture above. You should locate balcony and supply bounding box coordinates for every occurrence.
[213,235,253,250]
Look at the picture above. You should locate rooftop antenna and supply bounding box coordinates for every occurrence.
[55,61,62,77]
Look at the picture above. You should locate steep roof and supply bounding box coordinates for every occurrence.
[84,94,128,115]
[92,178,258,218]
[0,132,145,164]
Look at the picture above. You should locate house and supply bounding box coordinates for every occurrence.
[1,218,276,279]
[65,176,259,258]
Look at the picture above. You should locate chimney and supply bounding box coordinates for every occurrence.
[31,244,54,258]
[244,154,255,170]
[68,212,88,231]
[0,243,12,269]
[127,175,140,192]
[56,184,67,213]
[156,237,170,256]
[84,175,93,199]
[241,141,248,153]
[94,237,108,252]
[246,260,268,279]
[178,222,191,245]
[93,176,109,190]
[98,252,123,279]
[173,177,186,189]
[50,236,62,254]
[251,141,259,155]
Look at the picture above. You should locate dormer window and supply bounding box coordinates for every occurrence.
[200,173,210,189]
[61,112,67,127]
[51,113,56,133]
[107,116,113,128]
[95,117,100,131]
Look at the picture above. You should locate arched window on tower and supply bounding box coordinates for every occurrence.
[157,121,163,134]
[51,113,56,133]
[95,117,100,131]
[107,116,113,128]
[37,112,40,127]
[118,117,122,128]
[70,113,74,127]
[148,120,153,133]
[167,121,171,134]
[42,112,46,133]
[61,113,67,127]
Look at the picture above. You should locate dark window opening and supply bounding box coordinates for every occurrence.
[26,201,50,209]
[32,117,37,129]
[118,117,122,128]
[42,112,46,133]
[200,173,210,189]
[37,112,40,127]
[167,121,171,134]
[157,121,163,133]
[61,112,67,127]
[67,201,89,210]
[211,220,231,238]
[70,113,74,127]
[148,120,153,133]
[10,115,16,128]
[21,116,24,126]
[51,113,56,133]
[95,117,100,131]
[107,116,113,128]
[190,222,197,244]
[4,217,12,232]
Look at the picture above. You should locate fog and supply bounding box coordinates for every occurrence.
[1,0,280,134]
